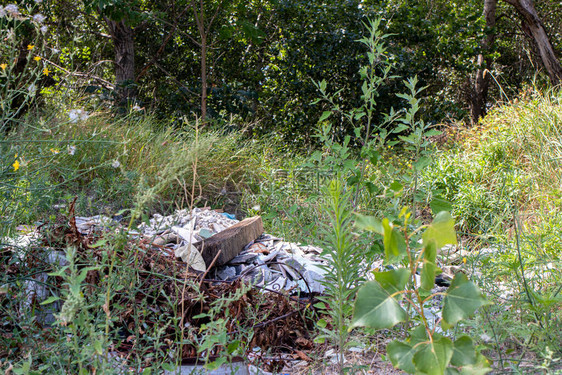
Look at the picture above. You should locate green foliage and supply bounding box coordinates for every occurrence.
[353,210,492,374]
[315,179,367,371]
[0,2,49,132]
[0,110,271,222]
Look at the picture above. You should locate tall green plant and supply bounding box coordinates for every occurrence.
[314,18,395,149]
[352,210,492,374]
[394,76,444,214]
[315,179,365,373]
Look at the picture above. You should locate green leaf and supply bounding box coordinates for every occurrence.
[414,156,432,171]
[40,296,60,305]
[451,336,477,367]
[382,218,407,263]
[205,357,227,371]
[350,280,407,329]
[161,363,176,371]
[430,197,453,215]
[445,368,461,375]
[317,318,327,328]
[319,111,331,122]
[459,353,492,374]
[354,213,383,234]
[423,211,457,249]
[442,274,491,328]
[94,339,103,355]
[48,265,69,277]
[365,181,377,195]
[412,336,453,375]
[91,238,109,248]
[227,340,240,355]
[387,340,416,373]
[398,135,415,144]
[420,241,439,291]
[390,181,403,192]
[374,268,410,296]
[424,129,442,137]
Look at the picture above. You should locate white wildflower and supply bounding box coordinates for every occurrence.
[0,6,6,18]
[68,145,76,155]
[33,14,45,23]
[111,160,120,168]
[28,84,36,96]
[132,104,141,111]
[68,110,79,123]
[68,109,89,123]
[52,48,60,54]
[34,0,43,3]
[40,25,48,33]
[4,4,19,17]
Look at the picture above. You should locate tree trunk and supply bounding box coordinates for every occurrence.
[105,18,136,105]
[471,0,498,124]
[201,32,207,120]
[504,0,562,85]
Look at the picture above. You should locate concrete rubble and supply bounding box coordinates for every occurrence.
[135,208,328,294]
[71,207,328,294]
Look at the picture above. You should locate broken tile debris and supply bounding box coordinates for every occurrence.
[134,208,328,294]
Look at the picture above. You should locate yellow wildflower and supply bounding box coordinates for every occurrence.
[34,56,41,61]
[50,148,60,154]
[27,44,34,50]
[13,159,20,171]
[43,67,50,76]
[462,257,467,264]
[0,63,7,70]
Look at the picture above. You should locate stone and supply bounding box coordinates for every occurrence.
[217,266,237,280]
[152,233,179,246]
[194,216,264,268]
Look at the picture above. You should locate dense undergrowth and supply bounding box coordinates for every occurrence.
[1,88,561,373]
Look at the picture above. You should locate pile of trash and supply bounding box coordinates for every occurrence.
[73,207,328,295]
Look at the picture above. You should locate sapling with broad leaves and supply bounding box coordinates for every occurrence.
[352,210,492,374]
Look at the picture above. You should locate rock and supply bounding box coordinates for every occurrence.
[152,233,179,246]
[434,273,452,287]
[194,216,264,268]
[217,266,237,280]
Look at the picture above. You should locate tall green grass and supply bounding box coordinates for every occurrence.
[1,110,280,226]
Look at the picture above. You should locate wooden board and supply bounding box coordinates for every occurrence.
[194,216,264,268]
